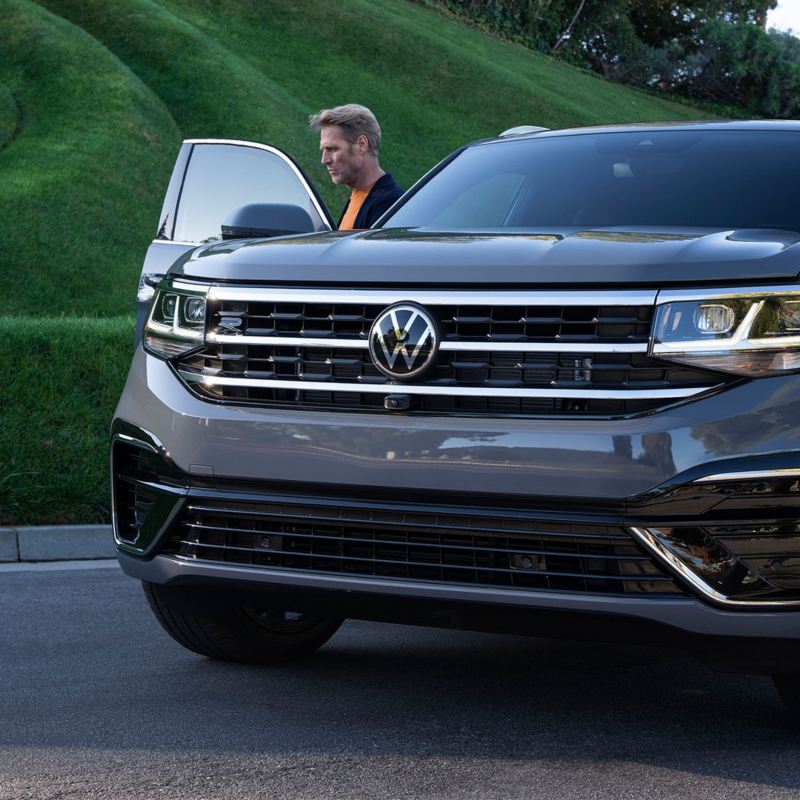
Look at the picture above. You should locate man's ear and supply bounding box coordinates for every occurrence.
[357,134,369,155]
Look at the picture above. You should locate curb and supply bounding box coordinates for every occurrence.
[0,525,115,563]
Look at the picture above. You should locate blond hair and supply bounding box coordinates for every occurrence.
[309,104,381,155]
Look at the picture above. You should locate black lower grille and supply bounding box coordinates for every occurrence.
[113,445,160,544]
[111,439,185,550]
[689,520,800,595]
[162,496,685,596]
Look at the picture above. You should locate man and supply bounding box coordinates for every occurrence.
[309,104,404,230]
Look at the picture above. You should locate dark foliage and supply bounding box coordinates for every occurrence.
[684,21,800,116]
[432,1,800,117]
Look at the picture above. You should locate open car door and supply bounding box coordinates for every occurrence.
[136,138,334,337]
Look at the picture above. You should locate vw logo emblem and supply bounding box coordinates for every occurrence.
[368,303,439,380]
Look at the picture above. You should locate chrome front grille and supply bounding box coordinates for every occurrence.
[174,288,725,416]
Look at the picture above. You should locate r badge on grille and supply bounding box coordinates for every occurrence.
[368,303,439,380]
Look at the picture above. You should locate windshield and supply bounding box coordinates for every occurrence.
[384,130,800,232]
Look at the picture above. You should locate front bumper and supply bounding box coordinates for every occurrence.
[112,348,800,661]
[116,548,799,639]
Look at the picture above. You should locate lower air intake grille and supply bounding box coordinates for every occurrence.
[113,444,161,544]
[112,439,185,550]
[162,495,685,596]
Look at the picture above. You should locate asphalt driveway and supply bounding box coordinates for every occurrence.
[1,563,798,799]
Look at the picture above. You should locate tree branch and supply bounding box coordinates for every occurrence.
[552,0,588,51]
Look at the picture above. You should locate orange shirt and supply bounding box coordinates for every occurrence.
[339,182,376,230]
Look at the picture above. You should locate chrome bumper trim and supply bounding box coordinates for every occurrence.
[178,370,710,400]
[693,468,800,483]
[205,333,648,354]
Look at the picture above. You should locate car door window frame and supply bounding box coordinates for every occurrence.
[156,138,334,246]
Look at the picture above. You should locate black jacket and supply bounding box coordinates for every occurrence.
[337,172,404,229]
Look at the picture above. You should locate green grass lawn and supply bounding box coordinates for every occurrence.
[0,317,134,525]
[1,0,712,524]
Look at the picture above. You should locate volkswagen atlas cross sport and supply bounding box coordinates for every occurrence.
[113,122,800,708]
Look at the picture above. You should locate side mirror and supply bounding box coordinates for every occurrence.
[221,203,317,240]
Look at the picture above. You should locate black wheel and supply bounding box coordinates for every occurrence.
[773,674,800,712]
[142,581,343,663]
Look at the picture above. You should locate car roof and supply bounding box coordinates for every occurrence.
[475,119,800,148]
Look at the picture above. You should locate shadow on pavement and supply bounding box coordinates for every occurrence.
[2,568,797,793]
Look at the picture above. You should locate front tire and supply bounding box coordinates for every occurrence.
[142,581,343,663]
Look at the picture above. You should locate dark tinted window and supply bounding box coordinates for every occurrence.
[385,130,800,232]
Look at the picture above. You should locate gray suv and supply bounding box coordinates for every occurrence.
[112,122,800,708]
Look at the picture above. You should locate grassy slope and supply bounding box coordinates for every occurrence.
[0,0,180,316]
[0,81,17,150]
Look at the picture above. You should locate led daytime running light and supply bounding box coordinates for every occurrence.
[651,287,800,377]
[143,282,208,360]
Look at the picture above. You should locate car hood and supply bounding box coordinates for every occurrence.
[172,227,800,285]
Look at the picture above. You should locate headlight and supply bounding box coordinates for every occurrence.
[143,280,208,359]
[651,286,800,376]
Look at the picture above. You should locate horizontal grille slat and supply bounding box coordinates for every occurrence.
[182,502,633,540]
[162,495,686,596]
[179,350,714,390]
[208,299,653,344]
[174,538,671,581]
[183,522,645,557]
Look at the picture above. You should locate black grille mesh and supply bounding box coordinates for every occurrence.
[690,520,800,593]
[113,445,162,545]
[215,299,654,342]
[163,496,685,596]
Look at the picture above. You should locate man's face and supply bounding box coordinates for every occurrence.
[320,125,363,187]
